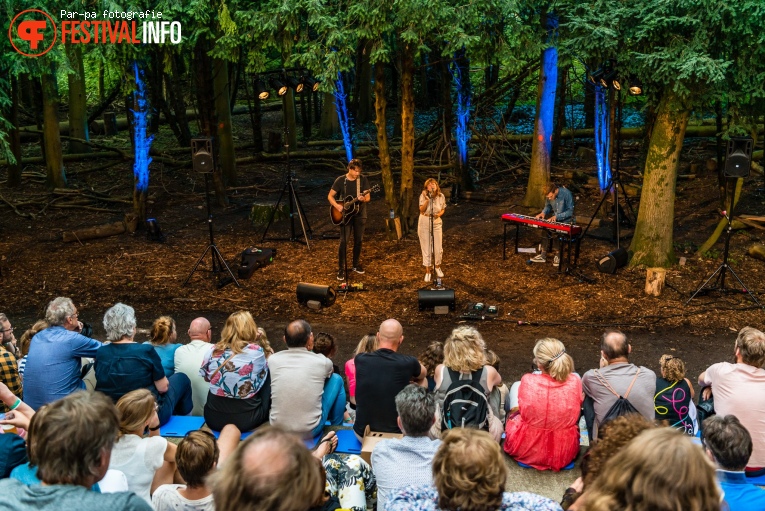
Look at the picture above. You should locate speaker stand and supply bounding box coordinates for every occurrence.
[687,184,762,308]
[183,174,241,289]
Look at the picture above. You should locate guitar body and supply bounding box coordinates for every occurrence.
[329,184,381,226]
[330,198,361,226]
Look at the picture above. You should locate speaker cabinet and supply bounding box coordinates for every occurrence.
[418,288,456,312]
[724,137,753,178]
[191,138,214,174]
[296,283,336,308]
[596,247,628,274]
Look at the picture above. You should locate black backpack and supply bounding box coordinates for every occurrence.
[441,368,489,431]
[593,368,641,439]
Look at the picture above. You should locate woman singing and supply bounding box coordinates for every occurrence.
[418,178,446,282]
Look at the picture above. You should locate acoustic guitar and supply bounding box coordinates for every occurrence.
[330,184,381,226]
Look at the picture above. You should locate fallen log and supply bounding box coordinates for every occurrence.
[749,244,765,262]
[62,213,137,242]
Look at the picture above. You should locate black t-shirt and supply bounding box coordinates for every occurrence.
[331,174,371,219]
[353,348,422,436]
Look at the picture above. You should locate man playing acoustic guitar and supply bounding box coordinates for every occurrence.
[328,158,371,281]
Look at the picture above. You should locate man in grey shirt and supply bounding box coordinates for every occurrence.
[0,391,151,511]
[581,330,656,439]
[372,384,441,509]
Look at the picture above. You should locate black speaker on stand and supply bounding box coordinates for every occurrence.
[723,137,752,178]
[596,247,628,274]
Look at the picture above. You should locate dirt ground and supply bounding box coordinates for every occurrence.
[1,118,764,392]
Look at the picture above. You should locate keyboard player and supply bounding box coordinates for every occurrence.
[530,182,575,266]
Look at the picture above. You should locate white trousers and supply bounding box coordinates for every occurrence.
[418,215,443,267]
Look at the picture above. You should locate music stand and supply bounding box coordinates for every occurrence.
[261,126,312,247]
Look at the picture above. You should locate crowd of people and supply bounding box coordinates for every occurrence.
[1,298,764,510]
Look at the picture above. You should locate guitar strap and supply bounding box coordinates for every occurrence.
[356,176,360,198]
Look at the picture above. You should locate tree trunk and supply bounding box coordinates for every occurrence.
[452,51,473,191]
[524,46,558,208]
[214,58,237,185]
[165,54,191,147]
[41,71,66,189]
[7,76,22,187]
[66,45,89,153]
[319,92,339,137]
[551,65,567,162]
[356,41,374,124]
[374,63,396,211]
[399,43,416,232]
[629,89,691,267]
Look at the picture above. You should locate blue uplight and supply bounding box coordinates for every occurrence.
[594,86,611,190]
[334,72,353,162]
[450,55,471,172]
[132,62,153,193]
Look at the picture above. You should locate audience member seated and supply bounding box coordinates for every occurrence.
[560,415,654,509]
[95,303,192,425]
[0,314,21,414]
[0,382,31,477]
[703,415,765,510]
[388,428,562,511]
[269,320,346,438]
[110,389,179,506]
[15,320,47,382]
[373,384,441,510]
[174,317,214,416]
[345,333,377,407]
[504,338,582,471]
[312,331,342,376]
[570,427,719,511]
[23,297,102,410]
[581,330,655,440]
[0,391,152,511]
[419,341,444,392]
[153,430,220,511]
[200,310,270,432]
[654,354,696,435]
[150,316,181,377]
[485,349,509,423]
[699,326,765,474]
[354,319,426,439]
[433,326,503,441]
[210,425,325,511]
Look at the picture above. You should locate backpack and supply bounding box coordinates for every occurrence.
[593,368,641,439]
[441,368,489,431]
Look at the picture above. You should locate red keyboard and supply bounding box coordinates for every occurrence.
[502,213,582,236]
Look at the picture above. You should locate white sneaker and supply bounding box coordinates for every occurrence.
[553,256,560,267]
[530,254,547,263]
[435,267,444,278]
[424,273,431,282]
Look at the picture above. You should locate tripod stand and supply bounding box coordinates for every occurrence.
[261,127,312,246]
[686,182,762,307]
[183,173,240,288]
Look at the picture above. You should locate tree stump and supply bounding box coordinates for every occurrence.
[249,202,289,225]
[103,111,118,136]
[645,267,666,296]
[748,244,765,262]
[385,217,402,240]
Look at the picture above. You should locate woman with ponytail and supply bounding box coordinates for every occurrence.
[503,338,582,471]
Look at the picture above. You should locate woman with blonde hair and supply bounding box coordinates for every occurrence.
[199,310,270,432]
[433,326,503,441]
[345,333,377,406]
[654,354,696,435]
[389,428,561,510]
[503,338,582,471]
[109,389,178,506]
[150,316,181,377]
[418,178,446,282]
[571,427,720,511]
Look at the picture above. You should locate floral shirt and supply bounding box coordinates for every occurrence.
[388,485,563,511]
[199,344,267,400]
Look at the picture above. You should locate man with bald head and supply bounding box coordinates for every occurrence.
[581,329,656,439]
[354,318,427,439]
[174,317,213,416]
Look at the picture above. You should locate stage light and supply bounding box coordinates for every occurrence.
[612,78,621,91]
[628,78,643,96]
[254,79,270,100]
[600,70,619,89]
[286,76,303,93]
[270,78,288,96]
[588,68,605,86]
[296,283,336,309]
[301,76,317,92]
[311,78,320,92]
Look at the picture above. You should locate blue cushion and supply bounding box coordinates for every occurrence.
[159,416,205,437]
[518,460,576,471]
[210,428,254,440]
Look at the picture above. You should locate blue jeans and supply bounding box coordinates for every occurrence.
[157,373,194,426]
[311,374,347,438]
